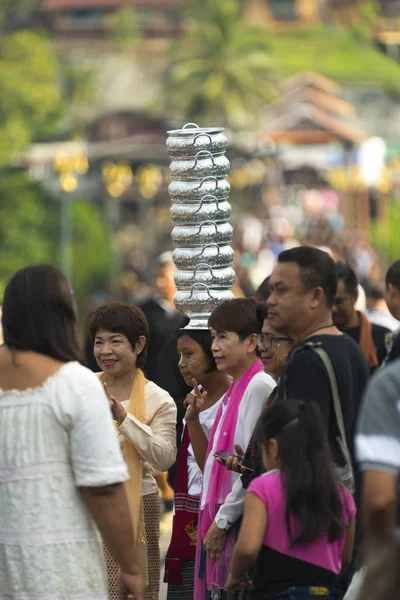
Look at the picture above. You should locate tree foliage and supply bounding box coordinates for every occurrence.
[0,171,111,309]
[0,29,62,165]
[162,0,275,128]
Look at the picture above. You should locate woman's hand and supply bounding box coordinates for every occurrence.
[216,443,246,473]
[120,571,144,600]
[203,521,226,562]
[104,383,127,426]
[225,571,252,592]
[184,379,206,423]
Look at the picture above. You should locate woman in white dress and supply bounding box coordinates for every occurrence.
[0,264,143,600]
[88,302,177,600]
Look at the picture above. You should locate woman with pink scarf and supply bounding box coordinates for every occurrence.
[185,299,275,600]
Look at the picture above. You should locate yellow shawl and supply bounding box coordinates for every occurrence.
[100,369,148,585]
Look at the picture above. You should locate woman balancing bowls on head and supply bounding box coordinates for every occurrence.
[187,298,276,600]
[88,302,177,600]
[165,328,231,600]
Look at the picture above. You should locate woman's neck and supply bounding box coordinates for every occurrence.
[201,371,230,409]
[104,368,137,391]
[230,354,258,381]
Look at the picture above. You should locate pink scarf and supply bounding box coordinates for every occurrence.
[194,359,264,599]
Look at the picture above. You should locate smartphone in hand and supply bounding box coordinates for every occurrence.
[213,450,254,473]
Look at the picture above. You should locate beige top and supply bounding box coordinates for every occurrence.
[118,381,177,496]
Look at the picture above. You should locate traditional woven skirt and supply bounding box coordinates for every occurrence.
[104,492,161,600]
[166,559,195,600]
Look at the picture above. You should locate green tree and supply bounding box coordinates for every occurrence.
[0,29,62,165]
[162,0,275,128]
[108,6,143,44]
[0,171,111,312]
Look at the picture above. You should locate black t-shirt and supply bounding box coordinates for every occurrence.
[277,334,370,462]
[385,330,400,364]
[343,323,390,366]
[140,298,187,382]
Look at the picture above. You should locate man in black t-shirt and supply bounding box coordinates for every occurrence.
[332,261,389,370]
[383,260,400,366]
[267,248,370,463]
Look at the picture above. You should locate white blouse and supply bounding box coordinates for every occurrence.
[0,362,129,600]
[184,399,223,497]
[201,371,275,526]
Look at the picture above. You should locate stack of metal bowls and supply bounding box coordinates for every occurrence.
[167,123,235,329]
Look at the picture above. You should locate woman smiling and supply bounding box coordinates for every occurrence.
[88,302,177,600]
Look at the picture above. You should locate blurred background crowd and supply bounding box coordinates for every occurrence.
[1,0,400,333]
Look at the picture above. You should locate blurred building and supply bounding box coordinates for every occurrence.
[42,0,181,40]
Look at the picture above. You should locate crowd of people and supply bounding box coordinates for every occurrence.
[1,245,400,600]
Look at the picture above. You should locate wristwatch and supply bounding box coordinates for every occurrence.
[215,517,229,531]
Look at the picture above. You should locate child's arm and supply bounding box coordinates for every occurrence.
[225,492,268,591]
[340,517,355,577]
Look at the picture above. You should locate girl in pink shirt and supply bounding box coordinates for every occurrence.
[226,400,356,600]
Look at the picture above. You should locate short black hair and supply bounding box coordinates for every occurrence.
[364,282,384,301]
[335,261,358,296]
[256,276,271,301]
[177,328,216,372]
[256,302,268,327]
[278,247,337,308]
[386,261,400,291]
[88,302,149,369]
[208,298,260,340]
[2,264,83,362]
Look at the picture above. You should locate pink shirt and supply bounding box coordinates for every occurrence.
[248,470,356,575]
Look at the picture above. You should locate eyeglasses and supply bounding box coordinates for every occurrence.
[257,334,293,348]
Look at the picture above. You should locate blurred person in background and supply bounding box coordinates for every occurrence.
[332,261,389,369]
[165,328,230,600]
[364,282,399,332]
[0,265,143,600]
[140,252,189,508]
[140,251,186,382]
[383,260,400,365]
[89,302,177,600]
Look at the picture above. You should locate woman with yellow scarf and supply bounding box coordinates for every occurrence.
[88,302,177,600]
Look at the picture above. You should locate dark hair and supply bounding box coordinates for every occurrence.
[208,298,260,340]
[335,261,358,295]
[364,282,384,301]
[278,247,337,308]
[256,400,345,544]
[177,328,217,372]
[88,302,149,369]
[386,260,400,291]
[2,264,83,362]
[256,276,271,301]
[256,302,268,327]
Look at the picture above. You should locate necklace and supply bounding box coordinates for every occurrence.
[301,323,335,342]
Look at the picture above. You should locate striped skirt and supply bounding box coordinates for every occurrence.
[104,492,161,600]
[166,559,195,600]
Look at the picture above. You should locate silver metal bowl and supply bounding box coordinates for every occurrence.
[170,195,231,225]
[167,131,228,158]
[174,283,234,316]
[174,263,236,289]
[169,151,230,180]
[169,176,230,203]
[173,243,235,270]
[172,221,233,247]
